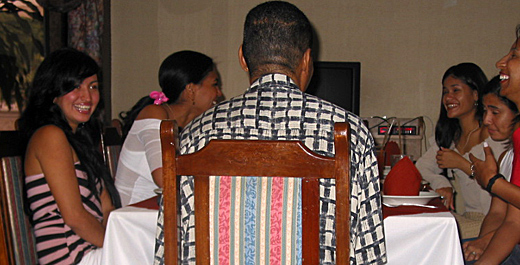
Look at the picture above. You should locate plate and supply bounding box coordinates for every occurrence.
[382,191,440,206]
[153,188,163,195]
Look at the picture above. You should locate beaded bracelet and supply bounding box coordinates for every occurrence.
[485,174,505,193]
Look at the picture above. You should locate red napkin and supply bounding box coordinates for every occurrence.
[383,156,422,196]
[377,141,401,175]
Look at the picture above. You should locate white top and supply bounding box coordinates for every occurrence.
[115,119,163,206]
[415,136,506,214]
[500,148,513,182]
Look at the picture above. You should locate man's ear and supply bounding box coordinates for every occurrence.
[299,48,313,91]
[238,45,249,72]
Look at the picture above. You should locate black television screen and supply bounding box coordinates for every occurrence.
[305,61,361,115]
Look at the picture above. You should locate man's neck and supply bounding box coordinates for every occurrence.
[249,68,302,90]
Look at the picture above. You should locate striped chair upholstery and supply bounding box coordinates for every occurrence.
[0,131,38,265]
[160,120,350,265]
[209,176,302,264]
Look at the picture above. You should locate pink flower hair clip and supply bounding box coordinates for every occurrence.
[149,91,169,105]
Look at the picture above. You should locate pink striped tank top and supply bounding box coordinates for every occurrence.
[25,163,103,264]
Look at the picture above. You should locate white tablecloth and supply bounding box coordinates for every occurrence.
[384,211,464,265]
[101,206,158,264]
[101,206,464,264]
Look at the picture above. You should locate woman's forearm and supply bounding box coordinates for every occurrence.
[477,221,520,264]
[492,179,520,209]
[64,209,106,247]
[478,205,520,264]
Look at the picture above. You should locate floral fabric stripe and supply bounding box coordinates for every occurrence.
[209,176,301,264]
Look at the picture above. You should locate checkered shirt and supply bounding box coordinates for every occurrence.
[154,74,386,264]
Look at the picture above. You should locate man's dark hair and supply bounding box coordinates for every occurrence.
[242,1,312,77]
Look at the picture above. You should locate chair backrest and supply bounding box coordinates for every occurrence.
[101,127,123,179]
[0,131,38,265]
[110,119,123,137]
[160,120,350,265]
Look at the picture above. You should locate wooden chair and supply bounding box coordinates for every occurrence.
[0,131,38,265]
[101,127,123,179]
[160,120,350,265]
[110,118,123,137]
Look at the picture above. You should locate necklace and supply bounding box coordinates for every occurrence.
[460,124,479,152]
[163,104,174,119]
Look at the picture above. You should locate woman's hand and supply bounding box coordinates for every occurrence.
[463,234,492,261]
[436,147,467,170]
[469,143,497,189]
[436,187,454,210]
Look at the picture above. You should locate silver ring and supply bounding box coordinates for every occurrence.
[471,251,476,255]
[470,164,475,178]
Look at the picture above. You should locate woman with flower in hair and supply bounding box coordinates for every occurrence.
[115,50,223,206]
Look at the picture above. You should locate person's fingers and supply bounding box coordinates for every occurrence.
[469,153,480,163]
[462,241,469,249]
[466,249,478,261]
[483,141,494,161]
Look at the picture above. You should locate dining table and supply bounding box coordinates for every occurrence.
[100,196,464,264]
[383,198,464,265]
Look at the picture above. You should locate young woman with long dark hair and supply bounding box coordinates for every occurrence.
[415,63,506,239]
[115,50,223,206]
[18,48,121,264]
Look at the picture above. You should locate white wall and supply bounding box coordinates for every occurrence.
[111,0,520,138]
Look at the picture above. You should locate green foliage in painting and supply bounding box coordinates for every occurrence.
[0,0,44,111]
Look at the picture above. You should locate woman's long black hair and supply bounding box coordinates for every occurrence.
[119,50,214,141]
[18,48,121,209]
[435,62,488,149]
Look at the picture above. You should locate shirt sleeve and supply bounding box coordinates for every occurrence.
[415,136,451,190]
[136,119,163,173]
[350,117,387,264]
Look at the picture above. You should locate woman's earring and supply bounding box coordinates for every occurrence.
[474,101,478,106]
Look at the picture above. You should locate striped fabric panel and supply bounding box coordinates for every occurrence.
[1,157,38,265]
[25,165,102,264]
[209,176,301,265]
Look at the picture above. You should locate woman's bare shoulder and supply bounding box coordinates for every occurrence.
[136,104,168,120]
[27,125,72,157]
[25,125,73,175]
[29,125,67,146]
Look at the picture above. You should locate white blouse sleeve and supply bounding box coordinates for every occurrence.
[136,119,163,173]
[415,136,452,190]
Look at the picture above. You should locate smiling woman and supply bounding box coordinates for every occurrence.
[17,48,121,265]
[415,63,508,239]
[115,50,223,206]
[54,75,100,132]
[496,32,520,107]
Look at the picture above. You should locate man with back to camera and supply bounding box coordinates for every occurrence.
[154,1,386,264]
